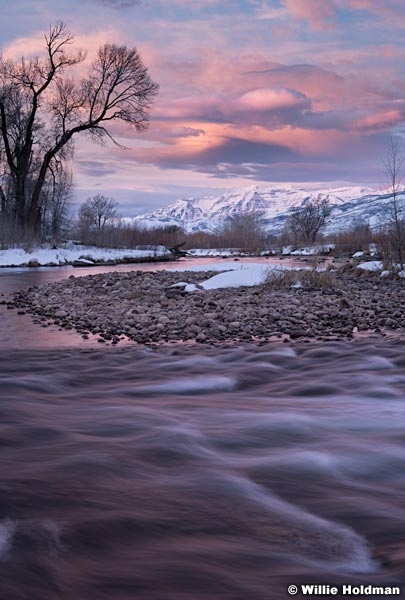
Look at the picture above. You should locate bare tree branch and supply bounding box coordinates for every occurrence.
[0,22,158,233]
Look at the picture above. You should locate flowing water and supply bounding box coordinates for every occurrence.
[0,263,404,599]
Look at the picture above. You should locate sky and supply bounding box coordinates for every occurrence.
[1,0,405,215]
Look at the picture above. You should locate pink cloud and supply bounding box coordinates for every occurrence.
[274,0,405,31]
[281,0,405,29]
[283,0,338,30]
[236,88,308,112]
[342,0,405,27]
[153,97,222,121]
[347,0,402,15]
[354,108,405,132]
[216,123,351,156]
[236,64,361,113]
[152,53,359,117]
[116,49,400,167]
[111,119,366,187]
[348,0,374,7]
[145,124,205,143]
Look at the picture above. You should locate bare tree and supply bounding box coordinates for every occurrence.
[79,194,118,232]
[286,197,331,245]
[383,137,405,269]
[0,22,159,234]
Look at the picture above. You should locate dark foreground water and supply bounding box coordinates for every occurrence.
[1,339,405,599]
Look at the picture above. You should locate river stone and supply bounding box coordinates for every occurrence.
[158,315,170,324]
[189,324,202,334]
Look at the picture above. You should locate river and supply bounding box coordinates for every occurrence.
[0,262,404,599]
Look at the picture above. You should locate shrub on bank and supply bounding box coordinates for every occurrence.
[265,267,338,290]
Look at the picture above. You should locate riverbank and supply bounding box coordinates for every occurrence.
[0,242,172,268]
[5,266,405,345]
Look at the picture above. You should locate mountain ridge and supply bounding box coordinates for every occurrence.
[130,184,403,234]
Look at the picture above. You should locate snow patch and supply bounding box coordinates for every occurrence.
[357,261,383,271]
[172,262,294,290]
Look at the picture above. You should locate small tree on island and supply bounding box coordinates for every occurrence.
[0,22,159,236]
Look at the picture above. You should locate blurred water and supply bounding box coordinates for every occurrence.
[0,341,405,599]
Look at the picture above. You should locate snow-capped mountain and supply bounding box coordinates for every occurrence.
[131,184,403,234]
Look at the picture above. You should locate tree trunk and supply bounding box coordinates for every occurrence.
[14,175,28,228]
[0,185,6,215]
[27,157,50,234]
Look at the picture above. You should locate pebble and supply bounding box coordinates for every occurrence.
[10,269,405,345]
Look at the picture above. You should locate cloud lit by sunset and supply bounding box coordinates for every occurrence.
[1,0,404,213]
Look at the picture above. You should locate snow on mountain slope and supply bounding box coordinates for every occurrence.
[130,184,402,234]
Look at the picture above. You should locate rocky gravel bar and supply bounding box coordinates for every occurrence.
[5,268,405,345]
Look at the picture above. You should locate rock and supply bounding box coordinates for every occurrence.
[189,324,202,335]
[384,317,399,328]
[158,315,170,324]
[289,329,310,339]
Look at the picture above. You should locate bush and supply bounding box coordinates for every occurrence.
[374,225,405,270]
[331,224,375,257]
[265,267,338,290]
[72,221,186,250]
[214,211,268,253]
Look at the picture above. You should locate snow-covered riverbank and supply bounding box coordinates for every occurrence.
[0,243,170,267]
